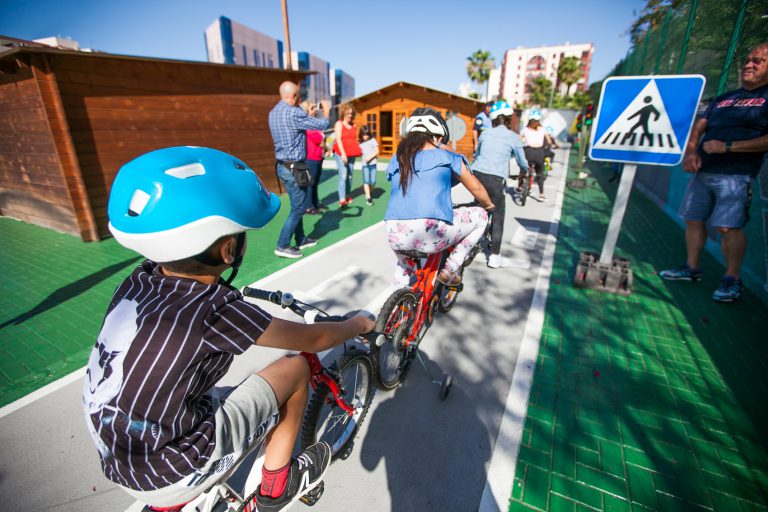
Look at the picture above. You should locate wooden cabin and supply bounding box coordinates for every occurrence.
[347,82,488,158]
[0,41,309,241]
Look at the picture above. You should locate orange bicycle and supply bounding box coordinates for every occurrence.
[372,205,492,399]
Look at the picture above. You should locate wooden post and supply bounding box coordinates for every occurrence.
[281,0,292,70]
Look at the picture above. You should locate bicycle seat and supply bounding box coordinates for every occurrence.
[396,249,432,259]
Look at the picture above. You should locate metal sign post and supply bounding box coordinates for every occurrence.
[573,74,705,296]
[599,163,636,264]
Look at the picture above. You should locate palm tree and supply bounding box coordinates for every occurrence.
[466,50,495,100]
[526,76,552,106]
[557,56,583,98]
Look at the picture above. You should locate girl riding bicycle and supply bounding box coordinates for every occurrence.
[520,111,554,202]
[84,146,374,512]
[384,108,494,288]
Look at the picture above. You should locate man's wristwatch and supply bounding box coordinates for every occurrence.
[725,141,732,153]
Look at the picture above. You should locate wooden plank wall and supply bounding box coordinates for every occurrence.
[0,55,82,237]
[49,54,302,239]
[352,87,481,158]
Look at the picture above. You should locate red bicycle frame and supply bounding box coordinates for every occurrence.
[299,352,354,414]
[399,247,454,349]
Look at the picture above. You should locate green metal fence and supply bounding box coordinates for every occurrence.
[613,0,768,98]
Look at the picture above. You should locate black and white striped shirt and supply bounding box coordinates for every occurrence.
[83,261,272,491]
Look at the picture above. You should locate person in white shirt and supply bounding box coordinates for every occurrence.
[359,126,379,205]
[520,115,553,201]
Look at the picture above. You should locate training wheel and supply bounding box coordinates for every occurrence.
[299,481,324,506]
[438,374,453,401]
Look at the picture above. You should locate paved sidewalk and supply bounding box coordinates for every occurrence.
[509,154,768,511]
[0,166,387,407]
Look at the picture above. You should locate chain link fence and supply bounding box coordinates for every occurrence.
[612,0,768,99]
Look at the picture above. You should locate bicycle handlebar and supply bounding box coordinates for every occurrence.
[242,287,381,344]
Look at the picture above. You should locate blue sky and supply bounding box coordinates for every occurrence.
[1,0,645,97]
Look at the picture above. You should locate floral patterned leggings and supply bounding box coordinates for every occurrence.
[385,206,489,288]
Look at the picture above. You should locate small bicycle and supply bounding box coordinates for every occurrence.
[372,205,492,400]
[514,169,536,206]
[143,288,376,512]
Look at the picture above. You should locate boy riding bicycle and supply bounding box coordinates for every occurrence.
[82,147,374,512]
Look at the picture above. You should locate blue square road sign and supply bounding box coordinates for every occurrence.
[589,75,705,166]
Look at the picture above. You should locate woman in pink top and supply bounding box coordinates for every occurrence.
[332,103,362,207]
[300,101,327,214]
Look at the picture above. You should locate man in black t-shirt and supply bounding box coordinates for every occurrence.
[660,43,768,302]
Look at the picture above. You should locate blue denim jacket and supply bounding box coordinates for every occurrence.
[471,125,529,179]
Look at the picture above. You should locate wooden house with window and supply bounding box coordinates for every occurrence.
[347,82,488,158]
[0,39,309,241]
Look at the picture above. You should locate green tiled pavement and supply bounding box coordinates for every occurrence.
[509,154,768,511]
[0,165,388,407]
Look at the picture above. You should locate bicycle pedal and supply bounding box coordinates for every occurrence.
[445,283,463,292]
[299,481,324,506]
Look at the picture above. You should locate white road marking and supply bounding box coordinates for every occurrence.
[507,258,532,270]
[1,222,386,421]
[0,368,84,419]
[480,152,567,511]
[511,226,540,250]
[293,265,360,302]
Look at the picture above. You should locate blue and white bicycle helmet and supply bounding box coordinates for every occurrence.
[405,107,450,144]
[108,146,280,263]
[529,109,543,121]
[490,100,514,120]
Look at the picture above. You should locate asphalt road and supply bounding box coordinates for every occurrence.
[0,148,569,512]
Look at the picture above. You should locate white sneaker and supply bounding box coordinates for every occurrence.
[488,254,510,268]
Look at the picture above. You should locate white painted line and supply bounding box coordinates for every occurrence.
[511,226,541,250]
[2,223,385,420]
[246,222,383,289]
[360,286,394,318]
[293,265,360,302]
[479,152,567,511]
[0,368,84,419]
[508,258,532,270]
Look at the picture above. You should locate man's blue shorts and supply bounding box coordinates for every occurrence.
[679,172,753,228]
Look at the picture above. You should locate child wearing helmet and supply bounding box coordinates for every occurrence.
[472,100,530,269]
[384,108,495,288]
[84,147,374,512]
[520,114,555,201]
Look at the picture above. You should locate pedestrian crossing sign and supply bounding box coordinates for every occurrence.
[589,75,705,166]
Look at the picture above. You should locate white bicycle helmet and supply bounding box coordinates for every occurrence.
[108,146,280,263]
[529,109,543,121]
[490,100,514,120]
[404,107,450,143]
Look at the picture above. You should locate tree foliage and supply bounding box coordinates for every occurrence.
[466,50,495,98]
[557,56,583,98]
[526,76,552,106]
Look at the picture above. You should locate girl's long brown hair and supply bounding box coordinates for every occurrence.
[396,132,437,195]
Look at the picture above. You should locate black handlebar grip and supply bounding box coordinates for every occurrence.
[314,315,348,323]
[242,287,280,304]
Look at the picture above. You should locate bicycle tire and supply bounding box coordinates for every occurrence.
[520,174,529,206]
[437,265,464,313]
[300,348,375,460]
[372,288,418,390]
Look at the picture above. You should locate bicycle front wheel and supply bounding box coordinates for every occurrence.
[520,174,530,206]
[372,288,418,390]
[437,266,464,313]
[301,348,375,461]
